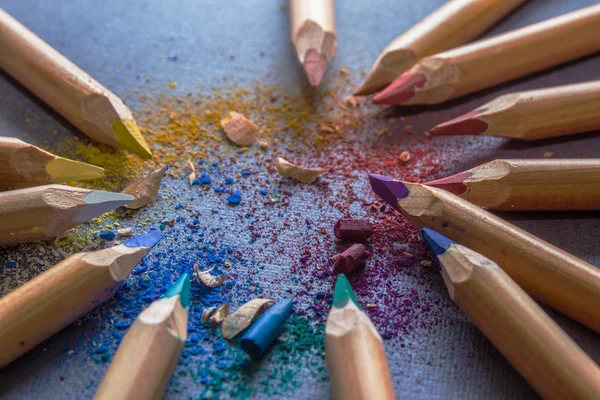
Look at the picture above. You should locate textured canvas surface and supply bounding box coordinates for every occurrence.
[1,0,599,399]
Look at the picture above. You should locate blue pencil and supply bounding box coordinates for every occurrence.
[240,299,294,359]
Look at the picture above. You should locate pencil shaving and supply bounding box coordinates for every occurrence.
[193,264,227,288]
[201,307,217,323]
[221,299,274,340]
[122,166,166,209]
[209,303,230,326]
[221,111,259,146]
[186,160,196,184]
[275,157,330,183]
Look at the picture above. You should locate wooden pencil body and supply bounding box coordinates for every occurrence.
[398,183,600,332]
[0,185,90,245]
[464,159,600,210]
[290,0,336,61]
[0,10,139,151]
[94,297,187,400]
[0,137,56,188]
[325,303,395,400]
[407,4,600,104]
[0,250,131,368]
[442,246,600,400]
[479,81,600,140]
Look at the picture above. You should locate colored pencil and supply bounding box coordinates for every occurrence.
[95,274,190,400]
[325,274,395,400]
[373,4,600,105]
[290,0,337,86]
[430,80,600,140]
[422,228,600,400]
[354,0,526,96]
[0,230,161,368]
[425,159,600,211]
[368,174,600,333]
[0,10,152,159]
[0,184,133,246]
[0,137,104,189]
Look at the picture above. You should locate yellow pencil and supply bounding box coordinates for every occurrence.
[422,228,600,400]
[0,137,104,189]
[0,184,133,246]
[95,274,190,400]
[0,230,161,368]
[0,9,152,159]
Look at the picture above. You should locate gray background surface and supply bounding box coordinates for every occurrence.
[1,0,599,399]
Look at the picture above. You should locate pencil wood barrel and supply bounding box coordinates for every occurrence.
[437,242,600,400]
[427,159,600,211]
[0,245,147,368]
[355,0,526,95]
[0,9,151,158]
[432,80,600,140]
[375,4,600,105]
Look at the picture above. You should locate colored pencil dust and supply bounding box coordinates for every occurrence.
[0,10,152,158]
[430,80,600,140]
[0,230,161,368]
[325,274,395,400]
[422,228,600,400]
[425,159,600,211]
[354,0,525,95]
[373,4,600,105]
[368,174,600,333]
[290,0,337,86]
[0,184,134,246]
[241,299,294,359]
[0,137,104,189]
[95,273,190,400]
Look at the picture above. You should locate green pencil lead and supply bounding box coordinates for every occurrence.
[332,274,362,310]
[161,273,191,308]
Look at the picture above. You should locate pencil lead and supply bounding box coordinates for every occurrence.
[46,157,104,182]
[422,228,456,272]
[112,118,152,160]
[123,229,162,249]
[372,73,427,105]
[424,172,471,196]
[303,49,329,86]
[430,111,489,136]
[162,274,191,308]
[367,173,408,210]
[332,274,361,310]
[75,191,134,223]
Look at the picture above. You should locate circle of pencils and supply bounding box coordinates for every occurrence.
[95,274,190,400]
[368,173,600,333]
[0,230,161,368]
[355,0,526,96]
[325,274,395,400]
[373,4,600,105]
[425,159,600,211]
[422,228,600,400]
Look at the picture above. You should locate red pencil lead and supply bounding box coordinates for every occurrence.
[430,111,489,136]
[373,73,427,105]
[423,171,472,196]
[303,49,329,86]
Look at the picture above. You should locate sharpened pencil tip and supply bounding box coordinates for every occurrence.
[46,157,104,182]
[303,49,329,86]
[112,119,153,159]
[422,229,455,271]
[373,73,427,105]
[430,111,489,136]
[74,191,134,223]
[124,229,162,249]
[424,172,471,196]
[162,274,191,308]
[332,274,361,309]
[368,173,407,209]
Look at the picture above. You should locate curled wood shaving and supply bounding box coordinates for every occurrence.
[221,298,274,340]
[209,303,230,326]
[274,157,330,184]
[186,160,196,185]
[201,307,216,323]
[122,166,166,209]
[221,111,259,146]
[193,264,227,288]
